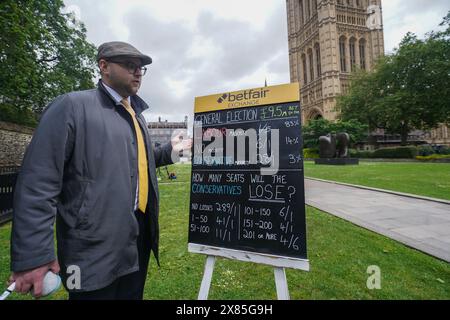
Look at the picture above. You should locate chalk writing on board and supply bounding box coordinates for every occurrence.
[189,84,307,263]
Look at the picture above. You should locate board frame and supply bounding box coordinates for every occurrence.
[188,243,310,271]
[189,82,310,272]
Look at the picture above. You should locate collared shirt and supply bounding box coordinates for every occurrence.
[103,82,139,211]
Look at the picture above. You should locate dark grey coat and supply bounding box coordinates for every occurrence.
[10,81,173,292]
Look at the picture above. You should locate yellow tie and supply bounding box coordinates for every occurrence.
[121,99,148,213]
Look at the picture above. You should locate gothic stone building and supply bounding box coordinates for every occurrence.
[286,0,449,145]
[286,0,384,122]
[147,116,188,147]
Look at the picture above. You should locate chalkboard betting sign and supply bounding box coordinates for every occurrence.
[189,83,309,271]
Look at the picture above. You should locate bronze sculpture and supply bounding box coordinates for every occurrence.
[319,133,350,158]
[315,132,358,165]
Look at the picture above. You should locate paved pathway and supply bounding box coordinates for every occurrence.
[304,178,450,262]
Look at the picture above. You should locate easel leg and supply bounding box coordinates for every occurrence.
[198,255,216,300]
[274,267,290,300]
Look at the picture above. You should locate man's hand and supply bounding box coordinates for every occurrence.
[171,130,192,154]
[8,260,60,298]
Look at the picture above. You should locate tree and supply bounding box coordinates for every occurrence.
[0,0,97,126]
[302,118,368,149]
[338,12,450,145]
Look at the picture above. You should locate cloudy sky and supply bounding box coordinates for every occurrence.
[63,0,449,125]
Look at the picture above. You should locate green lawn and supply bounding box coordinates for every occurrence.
[1,164,449,300]
[304,161,450,201]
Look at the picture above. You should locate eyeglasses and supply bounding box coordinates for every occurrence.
[108,60,148,76]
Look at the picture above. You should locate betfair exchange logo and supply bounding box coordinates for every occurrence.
[217,93,228,103]
[217,88,270,108]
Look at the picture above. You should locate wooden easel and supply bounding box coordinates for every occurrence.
[196,252,306,300]
[190,244,309,300]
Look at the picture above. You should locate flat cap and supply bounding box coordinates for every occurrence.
[97,41,152,66]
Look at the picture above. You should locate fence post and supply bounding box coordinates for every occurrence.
[0,167,19,225]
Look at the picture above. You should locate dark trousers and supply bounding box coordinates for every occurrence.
[69,210,151,300]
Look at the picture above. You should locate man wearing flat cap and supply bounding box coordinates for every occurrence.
[9,41,191,299]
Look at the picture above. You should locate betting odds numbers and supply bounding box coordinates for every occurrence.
[189,83,307,261]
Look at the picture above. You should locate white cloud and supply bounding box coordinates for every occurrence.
[63,0,450,125]
[383,0,449,53]
[63,4,82,20]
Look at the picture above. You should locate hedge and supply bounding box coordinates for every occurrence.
[303,148,319,159]
[350,150,373,158]
[350,147,419,159]
[418,145,450,156]
[371,147,418,159]
[416,154,450,161]
[318,146,450,159]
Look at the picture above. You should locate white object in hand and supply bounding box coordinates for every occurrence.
[36,271,62,297]
[0,271,61,300]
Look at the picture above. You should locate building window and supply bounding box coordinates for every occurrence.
[299,0,304,25]
[302,54,308,84]
[339,36,347,72]
[349,38,356,71]
[315,43,321,76]
[359,39,366,70]
[306,0,310,20]
[308,49,314,81]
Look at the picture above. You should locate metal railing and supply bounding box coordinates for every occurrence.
[0,167,19,225]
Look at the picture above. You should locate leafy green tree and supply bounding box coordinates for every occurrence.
[0,0,97,126]
[302,119,331,149]
[302,118,368,149]
[338,12,450,145]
